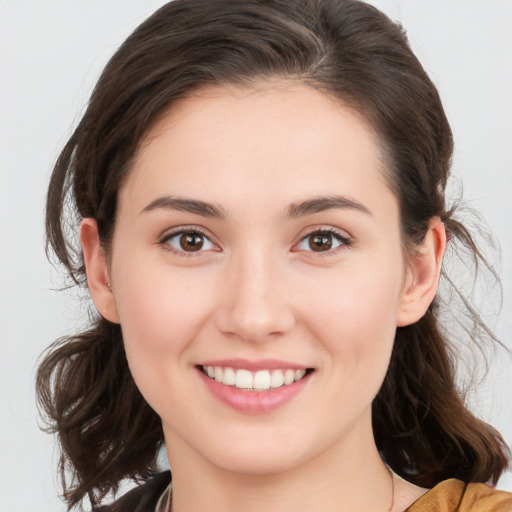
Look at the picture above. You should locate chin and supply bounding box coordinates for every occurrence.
[212,446,306,476]
[195,426,319,477]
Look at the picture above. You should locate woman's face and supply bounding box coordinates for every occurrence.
[87,83,438,476]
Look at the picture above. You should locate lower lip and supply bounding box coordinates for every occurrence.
[197,369,311,414]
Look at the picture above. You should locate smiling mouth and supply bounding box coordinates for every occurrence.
[199,365,313,391]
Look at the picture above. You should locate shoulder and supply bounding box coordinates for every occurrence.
[93,471,172,512]
[461,482,512,512]
[407,478,512,512]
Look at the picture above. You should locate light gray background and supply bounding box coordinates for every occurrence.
[1,1,511,510]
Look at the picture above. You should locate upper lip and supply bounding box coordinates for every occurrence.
[198,358,310,372]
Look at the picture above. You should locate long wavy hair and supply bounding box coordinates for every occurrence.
[37,0,509,509]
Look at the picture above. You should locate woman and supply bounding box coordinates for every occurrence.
[37,0,512,511]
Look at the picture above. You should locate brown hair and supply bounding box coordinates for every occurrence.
[37,0,509,508]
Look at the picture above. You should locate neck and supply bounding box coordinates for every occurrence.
[165,424,393,512]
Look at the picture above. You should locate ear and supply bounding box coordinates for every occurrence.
[80,218,120,323]
[396,218,446,327]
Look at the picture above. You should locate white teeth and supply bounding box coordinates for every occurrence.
[202,365,308,391]
[270,370,284,388]
[235,369,253,389]
[223,367,236,386]
[295,369,306,381]
[253,370,271,390]
[284,369,295,385]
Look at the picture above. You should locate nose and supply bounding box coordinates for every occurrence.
[215,248,295,343]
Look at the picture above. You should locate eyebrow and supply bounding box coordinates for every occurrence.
[141,194,370,219]
[286,195,372,218]
[141,196,227,218]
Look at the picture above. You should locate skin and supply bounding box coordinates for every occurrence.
[81,83,445,512]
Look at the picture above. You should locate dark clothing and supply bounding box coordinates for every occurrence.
[93,471,171,512]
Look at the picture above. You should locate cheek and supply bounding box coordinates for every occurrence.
[302,258,403,366]
[112,267,217,413]
[111,252,217,374]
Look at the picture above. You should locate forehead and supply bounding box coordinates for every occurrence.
[121,82,394,218]
[142,81,382,158]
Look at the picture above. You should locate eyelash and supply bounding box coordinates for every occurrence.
[158,227,352,257]
[295,228,352,255]
[159,227,217,257]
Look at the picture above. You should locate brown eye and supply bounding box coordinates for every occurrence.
[309,233,333,251]
[295,229,350,253]
[179,233,204,251]
[164,230,215,254]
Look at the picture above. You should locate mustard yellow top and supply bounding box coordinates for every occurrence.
[407,479,512,512]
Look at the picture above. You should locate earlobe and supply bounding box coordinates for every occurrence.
[396,218,446,327]
[80,219,120,324]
